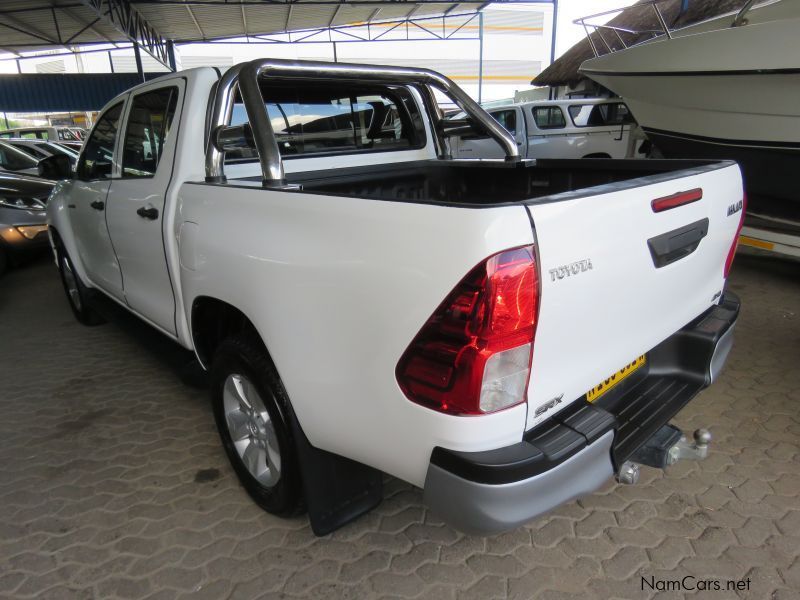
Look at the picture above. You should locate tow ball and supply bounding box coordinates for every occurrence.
[615,425,712,484]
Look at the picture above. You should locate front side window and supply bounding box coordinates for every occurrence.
[121,87,179,178]
[226,83,425,163]
[77,102,123,180]
[532,106,566,130]
[490,110,517,136]
[58,128,80,141]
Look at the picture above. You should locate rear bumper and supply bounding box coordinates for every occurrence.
[423,292,740,535]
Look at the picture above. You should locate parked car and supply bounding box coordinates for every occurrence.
[448,98,649,160]
[0,171,54,275]
[0,126,85,151]
[47,59,743,536]
[0,141,42,176]
[4,138,79,169]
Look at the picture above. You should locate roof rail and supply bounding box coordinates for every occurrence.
[205,58,520,186]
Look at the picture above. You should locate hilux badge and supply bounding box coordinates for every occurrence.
[727,199,743,216]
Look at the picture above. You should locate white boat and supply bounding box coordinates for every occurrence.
[576,0,800,210]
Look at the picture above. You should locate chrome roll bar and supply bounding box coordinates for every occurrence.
[205,58,520,185]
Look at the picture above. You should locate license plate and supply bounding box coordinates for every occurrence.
[586,355,646,403]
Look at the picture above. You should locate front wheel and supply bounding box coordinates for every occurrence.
[211,335,303,516]
[56,246,105,326]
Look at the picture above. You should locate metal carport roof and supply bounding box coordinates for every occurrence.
[0,1,487,60]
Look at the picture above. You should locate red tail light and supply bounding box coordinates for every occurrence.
[724,193,747,278]
[396,245,539,415]
[651,188,703,212]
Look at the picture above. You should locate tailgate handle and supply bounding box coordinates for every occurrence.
[647,218,709,268]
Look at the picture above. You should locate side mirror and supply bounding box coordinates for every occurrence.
[38,154,73,180]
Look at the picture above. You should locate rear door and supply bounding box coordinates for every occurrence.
[105,81,182,335]
[525,164,743,429]
[527,105,572,159]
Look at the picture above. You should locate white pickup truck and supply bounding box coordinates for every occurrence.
[448,98,649,161]
[46,59,743,536]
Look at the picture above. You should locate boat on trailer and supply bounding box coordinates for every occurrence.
[575,0,800,258]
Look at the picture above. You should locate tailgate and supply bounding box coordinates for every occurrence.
[525,163,743,430]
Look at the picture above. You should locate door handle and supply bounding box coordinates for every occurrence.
[136,206,159,220]
[90,201,105,211]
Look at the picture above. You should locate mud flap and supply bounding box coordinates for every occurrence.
[286,406,383,536]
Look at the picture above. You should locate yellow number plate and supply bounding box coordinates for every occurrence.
[586,355,646,403]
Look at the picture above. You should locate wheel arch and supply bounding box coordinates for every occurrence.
[190,295,264,369]
[48,220,90,285]
[582,152,612,159]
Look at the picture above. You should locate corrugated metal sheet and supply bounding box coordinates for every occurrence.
[0,73,166,112]
[0,0,473,55]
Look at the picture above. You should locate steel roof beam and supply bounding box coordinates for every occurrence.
[79,0,171,67]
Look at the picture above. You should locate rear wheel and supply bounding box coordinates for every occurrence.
[56,245,105,326]
[211,335,303,516]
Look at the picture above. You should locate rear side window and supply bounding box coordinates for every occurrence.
[226,83,425,162]
[77,102,123,180]
[20,131,42,139]
[532,106,566,130]
[489,110,517,136]
[122,87,179,178]
[568,103,635,127]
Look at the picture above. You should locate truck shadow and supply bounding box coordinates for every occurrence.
[87,287,210,390]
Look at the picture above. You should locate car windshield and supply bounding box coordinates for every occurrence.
[8,142,48,160]
[40,141,78,158]
[0,142,39,171]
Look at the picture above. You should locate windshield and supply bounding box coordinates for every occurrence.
[42,142,79,158]
[0,142,39,171]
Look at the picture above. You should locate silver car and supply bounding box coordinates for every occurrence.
[0,171,54,275]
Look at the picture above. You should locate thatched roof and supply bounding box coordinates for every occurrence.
[533,0,760,87]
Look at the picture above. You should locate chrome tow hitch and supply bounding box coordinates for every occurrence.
[616,425,712,482]
[667,428,712,464]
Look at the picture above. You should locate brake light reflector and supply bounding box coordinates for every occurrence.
[396,245,539,415]
[652,188,703,212]
[724,193,747,278]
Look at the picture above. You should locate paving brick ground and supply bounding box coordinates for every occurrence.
[0,252,798,600]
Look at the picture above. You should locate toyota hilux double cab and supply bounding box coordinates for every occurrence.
[45,59,743,535]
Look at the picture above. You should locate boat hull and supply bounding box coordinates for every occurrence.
[643,126,799,205]
[580,12,800,204]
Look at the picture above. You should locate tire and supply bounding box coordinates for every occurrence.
[211,335,303,516]
[55,244,105,326]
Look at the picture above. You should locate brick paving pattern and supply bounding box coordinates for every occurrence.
[0,252,798,599]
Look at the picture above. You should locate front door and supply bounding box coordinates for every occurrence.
[68,101,125,300]
[105,83,182,336]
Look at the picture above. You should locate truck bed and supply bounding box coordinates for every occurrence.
[285,158,732,206]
